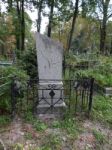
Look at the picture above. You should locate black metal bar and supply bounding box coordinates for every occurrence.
[9,78,94,117]
[88,78,94,116]
[11,78,16,119]
[69,80,72,111]
[26,81,29,106]
[63,55,66,77]
[81,90,84,111]
[75,90,78,113]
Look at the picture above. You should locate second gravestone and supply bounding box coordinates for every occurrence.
[36,33,66,114]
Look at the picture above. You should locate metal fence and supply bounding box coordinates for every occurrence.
[11,78,94,118]
[0,76,94,118]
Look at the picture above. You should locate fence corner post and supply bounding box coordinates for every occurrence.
[11,76,16,119]
[88,78,94,117]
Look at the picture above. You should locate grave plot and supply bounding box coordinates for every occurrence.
[7,32,94,118]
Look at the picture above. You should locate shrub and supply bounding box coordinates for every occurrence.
[92,95,112,127]
[0,66,29,80]
[0,66,29,117]
[20,48,38,79]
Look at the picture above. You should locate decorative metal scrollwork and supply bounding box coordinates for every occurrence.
[72,79,90,90]
[82,79,90,89]
[49,90,55,98]
[48,84,57,89]
[73,81,80,89]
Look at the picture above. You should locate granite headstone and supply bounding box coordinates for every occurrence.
[36,33,65,114]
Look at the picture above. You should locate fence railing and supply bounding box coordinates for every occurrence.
[10,78,94,118]
[0,76,94,118]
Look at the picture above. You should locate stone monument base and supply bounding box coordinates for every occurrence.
[37,102,66,115]
[37,81,66,115]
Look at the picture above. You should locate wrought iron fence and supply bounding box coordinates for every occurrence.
[11,78,94,118]
[0,74,94,119]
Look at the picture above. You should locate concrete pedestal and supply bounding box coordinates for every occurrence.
[37,81,66,114]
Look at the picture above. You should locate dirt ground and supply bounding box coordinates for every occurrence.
[0,117,112,150]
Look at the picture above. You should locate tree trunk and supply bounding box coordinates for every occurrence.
[100,22,107,54]
[110,38,112,54]
[82,0,87,18]
[16,0,21,50]
[67,0,79,51]
[21,0,25,51]
[16,0,25,51]
[8,0,12,12]
[37,0,43,32]
[1,43,5,56]
[100,0,110,54]
[16,35,20,50]
[48,0,54,37]
[0,4,1,16]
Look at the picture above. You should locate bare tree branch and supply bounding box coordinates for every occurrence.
[97,1,103,13]
[107,13,112,19]
[94,11,101,23]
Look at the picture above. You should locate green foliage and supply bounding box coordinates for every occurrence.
[93,129,106,144]
[0,66,29,90]
[65,51,98,66]
[60,118,80,136]
[41,134,62,150]
[52,117,82,137]
[0,66,29,98]
[0,115,11,126]
[92,95,112,127]
[24,111,47,132]
[24,132,33,140]
[52,120,61,128]
[35,147,51,150]
[65,54,112,86]
[0,94,11,110]
[0,66,29,116]
[0,66,29,80]
[13,143,24,150]
[74,66,112,86]
[24,111,35,122]
[20,48,37,78]
[34,120,47,131]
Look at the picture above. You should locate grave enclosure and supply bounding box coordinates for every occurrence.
[34,33,94,115]
[5,33,94,118]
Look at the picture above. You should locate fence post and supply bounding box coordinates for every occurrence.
[11,77,15,119]
[33,79,39,116]
[11,76,16,119]
[88,78,94,117]
[69,80,72,112]
[63,56,66,78]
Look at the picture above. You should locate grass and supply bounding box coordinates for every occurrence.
[52,115,83,137]
[92,95,112,128]
[24,132,33,140]
[24,111,48,132]
[0,115,11,126]
[40,134,62,150]
[93,129,106,144]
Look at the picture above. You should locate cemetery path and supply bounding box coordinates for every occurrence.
[0,117,112,150]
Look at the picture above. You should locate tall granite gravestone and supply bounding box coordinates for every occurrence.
[36,33,65,114]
